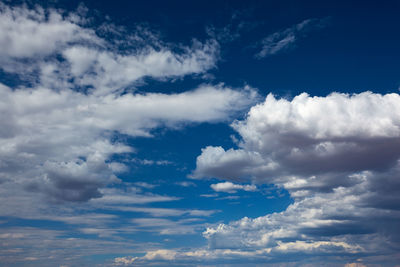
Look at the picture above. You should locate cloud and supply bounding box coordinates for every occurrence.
[38,156,117,202]
[130,217,206,235]
[0,3,261,204]
[0,6,261,263]
[114,256,138,265]
[133,182,158,189]
[60,40,219,95]
[90,187,180,205]
[191,146,268,181]
[175,181,197,187]
[132,159,173,166]
[0,3,219,95]
[0,3,263,265]
[194,92,400,184]
[256,18,329,58]
[0,227,145,266]
[0,3,98,59]
[192,92,400,263]
[126,207,217,217]
[344,264,367,267]
[114,242,365,266]
[200,193,219,198]
[210,181,257,193]
[0,82,256,203]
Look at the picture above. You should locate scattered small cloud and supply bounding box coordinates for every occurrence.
[134,182,158,189]
[114,256,138,265]
[130,217,205,235]
[132,159,173,166]
[200,193,219,198]
[210,181,257,193]
[216,195,240,200]
[175,181,197,187]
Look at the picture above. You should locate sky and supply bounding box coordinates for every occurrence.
[0,0,400,266]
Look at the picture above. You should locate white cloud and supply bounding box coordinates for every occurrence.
[0,10,263,265]
[239,92,400,139]
[143,249,178,260]
[0,3,98,59]
[0,82,257,203]
[133,182,158,189]
[0,3,264,266]
[90,188,180,205]
[114,240,363,266]
[130,217,205,235]
[132,159,172,166]
[200,193,219,198]
[192,146,274,181]
[0,3,258,203]
[192,91,400,260]
[61,40,219,95]
[0,3,220,95]
[0,227,144,266]
[194,92,400,185]
[114,256,138,265]
[98,205,218,218]
[175,181,197,187]
[210,181,257,193]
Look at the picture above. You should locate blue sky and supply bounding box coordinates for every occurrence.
[0,0,400,266]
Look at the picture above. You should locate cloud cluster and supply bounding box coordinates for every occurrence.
[0,4,262,265]
[192,92,400,264]
[194,92,400,183]
[0,3,258,205]
[61,40,219,95]
[0,83,256,202]
[0,4,219,95]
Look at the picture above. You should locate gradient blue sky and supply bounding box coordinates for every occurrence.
[0,1,400,266]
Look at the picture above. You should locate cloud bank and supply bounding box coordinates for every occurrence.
[0,5,256,264]
[0,4,258,205]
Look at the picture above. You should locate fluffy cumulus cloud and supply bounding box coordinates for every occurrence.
[191,92,400,265]
[194,92,400,182]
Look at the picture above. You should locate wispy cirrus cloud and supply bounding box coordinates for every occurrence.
[255,18,329,58]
